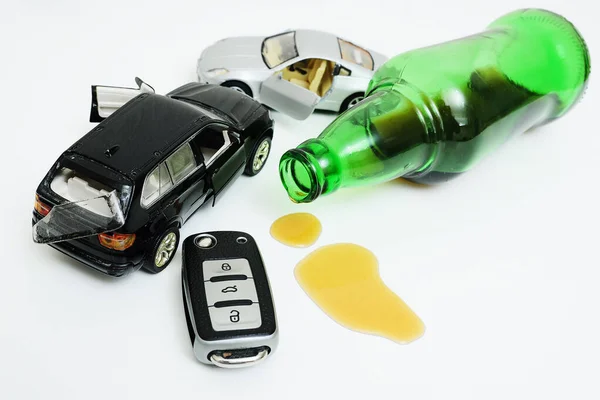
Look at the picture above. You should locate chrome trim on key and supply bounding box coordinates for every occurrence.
[209,348,270,368]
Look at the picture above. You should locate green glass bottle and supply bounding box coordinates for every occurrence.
[279,9,590,203]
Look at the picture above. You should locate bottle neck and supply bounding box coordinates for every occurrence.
[279,83,441,203]
[279,140,341,203]
[279,87,440,203]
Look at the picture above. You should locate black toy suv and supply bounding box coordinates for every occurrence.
[33,80,273,277]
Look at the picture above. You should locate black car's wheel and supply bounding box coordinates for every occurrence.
[142,226,180,274]
[244,136,271,176]
[339,93,364,113]
[221,81,253,97]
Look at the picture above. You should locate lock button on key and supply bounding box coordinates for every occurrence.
[203,258,253,280]
[208,304,262,331]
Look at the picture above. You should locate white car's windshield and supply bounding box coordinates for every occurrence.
[338,38,374,70]
[262,31,298,68]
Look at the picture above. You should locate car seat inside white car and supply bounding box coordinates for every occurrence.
[281,59,335,97]
[263,40,282,67]
[262,32,297,68]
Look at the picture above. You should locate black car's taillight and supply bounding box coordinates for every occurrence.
[34,194,52,217]
[98,232,136,251]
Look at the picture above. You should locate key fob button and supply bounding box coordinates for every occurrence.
[208,304,262,331]
[204,279,259,305]
[203,258,253,280]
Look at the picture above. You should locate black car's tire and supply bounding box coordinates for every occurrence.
[339,93,364,113]
[142,226,180,274]
[244,136,272,176]
[221,81,253,97]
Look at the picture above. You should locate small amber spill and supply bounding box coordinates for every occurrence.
[295,243,425,344]
[270,212,322,248]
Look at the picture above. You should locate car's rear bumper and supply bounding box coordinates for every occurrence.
[48,239,142,277]
[32,216,144,278]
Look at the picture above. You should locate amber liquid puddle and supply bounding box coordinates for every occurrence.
[270,212,322,248]
[295,243,425,344]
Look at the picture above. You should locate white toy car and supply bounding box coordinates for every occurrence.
[197,30,387,120]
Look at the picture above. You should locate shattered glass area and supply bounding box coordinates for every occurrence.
[33,191,125,244]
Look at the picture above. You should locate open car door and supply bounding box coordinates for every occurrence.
[90,77,155,122]
[259,73,320,120]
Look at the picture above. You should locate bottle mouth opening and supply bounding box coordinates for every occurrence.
[279,150,321,203]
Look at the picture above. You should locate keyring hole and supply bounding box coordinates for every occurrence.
[236,236,248,244]
[194,234,217,249]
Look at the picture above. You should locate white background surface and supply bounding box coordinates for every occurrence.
[1,1,599,399]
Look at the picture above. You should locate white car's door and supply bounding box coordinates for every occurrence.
[90,77,155,122]
[259,73,320,120]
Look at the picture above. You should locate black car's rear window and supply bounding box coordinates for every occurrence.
[49,161,132,215]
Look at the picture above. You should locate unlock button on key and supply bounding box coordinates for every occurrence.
[208,304,262,331]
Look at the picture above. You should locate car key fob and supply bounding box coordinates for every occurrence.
[182,231,278,368]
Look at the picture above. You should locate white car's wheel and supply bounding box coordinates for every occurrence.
[348,96,363,108]
[340,93,365,113]
[221,81,253,97]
